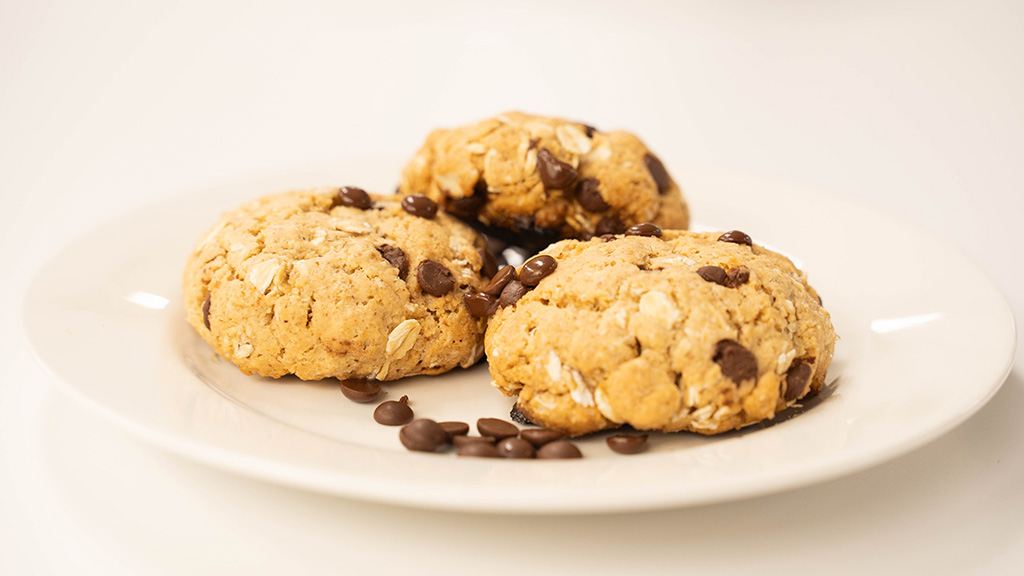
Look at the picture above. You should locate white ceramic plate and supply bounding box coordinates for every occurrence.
[23,159,1016,514]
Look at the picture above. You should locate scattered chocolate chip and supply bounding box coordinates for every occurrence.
[509,403,535,425]
[498,280,528,308]
[537,148,578,190]
[595,215,625,236]
[785,361,813,402]
[520,428,563,448]
[713,340,758,384]
[519,255,557,287]
[697,265,729,286]
[717,230,753,246]
[463,292,498,317]
[376,244,409,279]
[725,266,750,288]
[477,418,519,440]
[439,421,470,440]
[399,419,448,452]
[607,434,649,455]
[374,396,414,426]
[452,435,496,447]
[497,437,536,459]
[446,181,488,217]
[201,296,211,330]
[337,186,372,209]
[339,379,381,403]
[575,178,609,212]
[417,260,455,296]
[537,440,583,459]
[401,194,438,218]
[624,222,662,237]
[480,247,498,279]
[457,443,500,458]
[643,153,671,194]
[483,265,516,297]
[582,124,597,138]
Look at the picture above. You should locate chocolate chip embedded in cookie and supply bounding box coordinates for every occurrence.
[182,188,489,381]
[483,230,836,437]
[398,112,690,248]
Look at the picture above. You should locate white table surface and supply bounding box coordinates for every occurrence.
[2,1,1022,574]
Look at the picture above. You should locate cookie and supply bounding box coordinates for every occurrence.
[183,188,489,381]
[399,112,690,249]
[483,229,836,436]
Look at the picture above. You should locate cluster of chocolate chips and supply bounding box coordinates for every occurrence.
[462,253,557,317]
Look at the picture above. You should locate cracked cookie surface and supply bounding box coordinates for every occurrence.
[484,230,836,436]
[399,112,690,248]
[183,188,488,381]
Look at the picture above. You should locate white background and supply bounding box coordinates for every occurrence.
[2,1,1022,574]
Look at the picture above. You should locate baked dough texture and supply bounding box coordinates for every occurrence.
[484,230,836,436]
[183,188,488,381]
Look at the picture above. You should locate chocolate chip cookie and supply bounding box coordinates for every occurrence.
[483,229,836,436]
[183,187,489,381]
[399,112,690,249]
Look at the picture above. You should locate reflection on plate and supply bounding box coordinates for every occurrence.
[22,159,1016,513]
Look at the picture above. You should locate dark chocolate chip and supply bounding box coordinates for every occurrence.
[725,266,750,288]
[452,435,496,447]
[537,148,578,190]
[480,247,498,279]
[582,124,597,138]
[446,181,488,217]
[697,265,729,286]
[483,265,516,297]
[643,153,671,194]
[595,215,625,236]
[401,194,438,219]
[713,340,758,384]
[509,403,535,425]
[457,443,500,458]
[607,434,648,455]
[717,230,753,246]
[575,178,609,212]
[399,418,447,452]
[497,437,536,459]
[374,395,413,426]
[536,440,583,459]
[337,186,372,210]
[519,255,557,287]
[417,260,455,296]
[202,296,211,330]
[376,244,409,279]
[785,361,813,402]
[476,418,519,440]
[624,222,662,237]
[498,280,528,308]
[520,428,563,448]
[439,421,470,440]
[339,378,381,403]
[463,292,498,317]
[599,234,617,242]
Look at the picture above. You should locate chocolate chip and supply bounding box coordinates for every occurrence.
[439,421,470,440]
[537,148,578,190]
[498,280,528,308]
[713,340,758,384]
[376,244,409,279]
[374,396,414,426]
[399,419,447,452]
[446,181,488,217]
[725,266,750,288]
[476,418,519,440]
[339,378,381,403]
[536,440,583,459]
[457,443,500,458]
[595,215,625,235]
[697,265,729,286]
[497,437,536,459]
[483,265,516,297]
[337,186,372,209]
[582,124,597,138]
[452,435,496,447]
[785,361,813,402]
[717,230,753,246]
[463,292,498,317]
[201,296,211,330]
[519,255,557,287]
[575,178,609,212]
[417,260,455,296]
[401,194,438,219]
[509,403,535,425]
[480,247,498,279]
[520,428,563,448]
[599,234,617,242]
[643,153,671,194]
[607,434,648,455]
[624,222,662,237]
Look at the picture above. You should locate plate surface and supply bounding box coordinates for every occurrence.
[22,159,1016,513]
